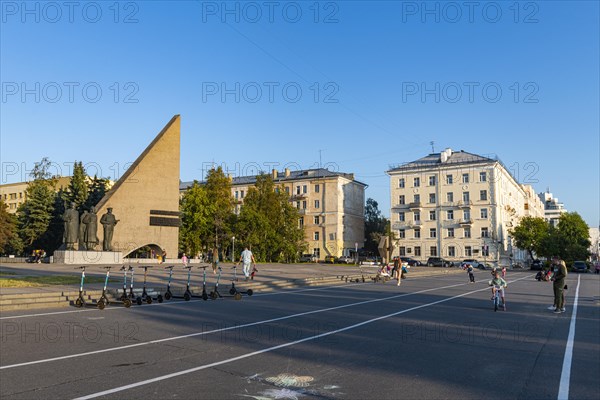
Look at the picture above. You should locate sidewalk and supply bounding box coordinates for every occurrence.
[0,262,463,311]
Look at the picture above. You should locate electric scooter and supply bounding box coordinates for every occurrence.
[228,265,243,300]
[74,266,87,308]
[97,266,112,310]
[199,265,209,301]
[163,265,174,300]
[136,266,162,305]
[182,265,193,301]
[127,265,135,299]
[209,266,223,299]
[118,266,132,308]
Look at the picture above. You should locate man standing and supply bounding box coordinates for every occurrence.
[238,246,256,281]
[552,259,568,313]
[62,202,79,250]
[83,206,99,250]
[100,207,119,251]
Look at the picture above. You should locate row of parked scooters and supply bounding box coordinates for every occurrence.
[73,264,254,310]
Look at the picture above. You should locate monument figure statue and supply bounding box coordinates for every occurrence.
[78,210,88,250]
[100,207,119,251]
[62,202,79,250]
[83,206,99,250]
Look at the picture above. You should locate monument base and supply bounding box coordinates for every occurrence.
[53,250,123,264]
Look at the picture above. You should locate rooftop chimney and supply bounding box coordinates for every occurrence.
[284,168,290,177]
[272,169,277,180]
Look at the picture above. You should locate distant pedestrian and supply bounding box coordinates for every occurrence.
[212,248,219,274]
[501,266,507,278]
[161,250,167,264]
[467,264,475,283]
[182,253,189,267]
[238,246,256,281]
[551,259,568,313]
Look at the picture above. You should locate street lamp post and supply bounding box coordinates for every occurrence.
[232,236,235,262]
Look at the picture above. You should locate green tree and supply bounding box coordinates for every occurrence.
[63,161,88,212]
[0,200,23,255]
[204,167,235,258]
[84,175,111,210]
[364,198,387,255]
[509,216,549,260]
[179,182,212,256]
[556,212,591,261]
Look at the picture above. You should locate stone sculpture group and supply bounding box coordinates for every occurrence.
[62,203,119,251]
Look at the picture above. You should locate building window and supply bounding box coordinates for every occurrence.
[285,187,290,194]
[414,246,421,256]
[414,211,421,222]
[430,246,437,256]
[414,229,421,239]
[429,176,436,186]
[429,210,436,221]
[481,227,489,238]
[314,200,320,209]
[463,192,470,202]
[463,210,471,220]
[299,217,304,228]
[447,192,454,202]
[429,193,436,204]
[414,177,420,187]
[399,246,406,256]
[329,233,336,240]
[480,190,487,201]
[235,191,239,199]
[399,230,405,239]
[414,194,420,203]
[399,178,405,188]
[448,228,455,237]
[465,246,472,256]
[398,212,405,222]
[448,246,456,257]
[462,173,469,183]
[314,216,320,224]
[296,186,301,195]
[302,201,307,209]
[314,248,321,258]
[430,228,437,238]
[314,231,320,241]
[315,184,320,193]
[482,245,489,257]
[446,174,453,184]
[447,210,454,220]
[399,195,405,205]
[480,208,488,219]
[241,190,245,198]
[303,185,308,194]
[464,227,471,238]
[479,171,487,182]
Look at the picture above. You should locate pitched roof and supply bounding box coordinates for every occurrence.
[387,149,497,173]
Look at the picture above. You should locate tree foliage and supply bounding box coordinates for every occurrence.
[84,175,110,210]
[0,200,23,255]
[62,161,88,211]
[179,182,212,256]
[364,198,387,255]
[509,216,549,260]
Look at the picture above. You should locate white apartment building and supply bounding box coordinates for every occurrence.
[387,148,545,266]
[538,190,567,227]
[181,168,366,260]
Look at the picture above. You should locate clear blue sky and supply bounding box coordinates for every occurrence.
[1,1,598,226]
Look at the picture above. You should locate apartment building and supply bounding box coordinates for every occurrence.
[387,148,545,266]
[181,168,366,259]
[538,190,567,227]
[0,177,71,213]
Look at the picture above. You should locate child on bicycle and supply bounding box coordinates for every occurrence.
[489,270,508,307]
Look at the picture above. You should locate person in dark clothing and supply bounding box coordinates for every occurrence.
[551,259,568,313]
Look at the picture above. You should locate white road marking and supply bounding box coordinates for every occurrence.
[73,276,532,400]
[1,280,478,370]
[557,274,581,400]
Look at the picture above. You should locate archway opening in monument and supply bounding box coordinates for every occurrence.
[125,244,164,261]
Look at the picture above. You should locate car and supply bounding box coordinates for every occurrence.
[299,254,317,263]
[337,256,355,264]
[324,255,336,264]
[461,259,486,270]
[400,257,422,267]
[426,257,452,267]
[572,261,588,273]
[530,259,544,271]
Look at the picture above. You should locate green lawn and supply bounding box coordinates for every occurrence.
[0,275,112,288]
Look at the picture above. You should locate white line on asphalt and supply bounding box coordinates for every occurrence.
[73,275,532,400]
[557,274,581,400]
[0,280,473,370]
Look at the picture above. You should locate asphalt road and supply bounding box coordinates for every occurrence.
[1,271,598,400]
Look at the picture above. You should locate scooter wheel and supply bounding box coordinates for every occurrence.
[184,292,191,301]
[234,293,242,301]
[146,297,152,304]
[210,292,217,300]
[157,295,163,303]
[123,299,132,308]
[136,297,143,306]
[202,293,208,301]
[97,300,105,310]
[246,289,253,296]
[229,287,236,295]
[164,292,171,300]
[75,298,84,308]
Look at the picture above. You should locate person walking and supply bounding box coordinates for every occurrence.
[551,259,568,313]
[467,263,475,283]
[181,253,189,267]
[238,246,256,281]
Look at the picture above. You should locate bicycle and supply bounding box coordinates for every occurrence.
[491,284,506,312]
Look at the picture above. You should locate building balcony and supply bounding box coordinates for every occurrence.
[290,193,307,200]
[459,218,473,225]
[458,200,472,208]
[297,209,307,215]
[392,222,411,230]
[409,202,422,210]
[392,203,409,209]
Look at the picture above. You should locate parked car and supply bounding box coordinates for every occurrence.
[324,255,336,264]
[337,256,355,264]
[530,259,544,271]
[299,254,317,263]
[461,259,486,270]
[426,257,452,267]
[572,261,588,273]
[400,257,422,267]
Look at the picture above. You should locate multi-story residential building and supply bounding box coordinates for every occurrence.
[538,190,567,227]
[0,177,72,213]
[387,148,544,267]
[181,168,366,260]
